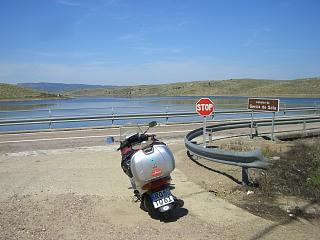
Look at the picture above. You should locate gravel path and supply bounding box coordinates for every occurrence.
[0,142,319,239]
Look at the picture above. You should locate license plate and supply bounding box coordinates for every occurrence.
[151,188,174,209]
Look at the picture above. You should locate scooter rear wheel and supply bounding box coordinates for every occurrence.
[160,210,172,221]
[143,195,159,219]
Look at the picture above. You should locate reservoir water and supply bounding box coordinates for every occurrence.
[0,96,319,132]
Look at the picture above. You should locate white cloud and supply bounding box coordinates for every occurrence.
[119,34,145,43]
[119,33,182,55]
[244,27,272,48]
[56,0,81,6]
[55,0,120,10]
[102,0,121,7]
[135,47,183,55]
[27,50,106,58]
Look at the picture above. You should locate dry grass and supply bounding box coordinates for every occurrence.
[216,137,320,201]
[260,138,320,201]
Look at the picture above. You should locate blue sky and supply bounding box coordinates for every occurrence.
[0,0,319,85]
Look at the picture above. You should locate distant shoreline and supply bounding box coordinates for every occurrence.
[67,93,320,99]
[1,94,320,102]
[0,96,69,102]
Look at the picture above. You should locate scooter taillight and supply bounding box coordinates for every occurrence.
[142,177,171,191]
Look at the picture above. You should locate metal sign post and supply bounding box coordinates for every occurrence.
[196,98,215,148]
[203,116,207,147]
[271,112,275,141]
[250,110,254,139]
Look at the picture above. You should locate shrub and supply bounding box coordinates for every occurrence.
[260,138,320,200]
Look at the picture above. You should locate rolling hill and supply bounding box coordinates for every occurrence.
[67,78,320,98]
[0,83,59,100]
[18,82,115,93]
[2,78,320,100]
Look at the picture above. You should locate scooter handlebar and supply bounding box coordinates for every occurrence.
[117,133,154,151]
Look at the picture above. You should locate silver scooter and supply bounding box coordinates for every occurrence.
[109,121,183,220]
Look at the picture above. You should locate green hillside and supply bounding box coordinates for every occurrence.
[3,78,320,100]
[0,83,59,100]
[68,78,320,98]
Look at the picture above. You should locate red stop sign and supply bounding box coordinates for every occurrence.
[196,98,214,116]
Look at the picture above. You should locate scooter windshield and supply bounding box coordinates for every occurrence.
[120,123,153,149]
[120,126,141,142]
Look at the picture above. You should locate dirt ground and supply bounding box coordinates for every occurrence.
[173,138,320,220]
[0,139,319,240]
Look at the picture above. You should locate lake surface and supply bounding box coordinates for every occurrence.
[1,96,319,132]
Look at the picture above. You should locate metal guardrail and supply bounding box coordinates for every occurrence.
[184,115,320,185]
[0,111,196,126]
[0,106,319,129]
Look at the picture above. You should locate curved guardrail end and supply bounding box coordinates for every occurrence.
[253,149,271,170]
[184,125,272,170]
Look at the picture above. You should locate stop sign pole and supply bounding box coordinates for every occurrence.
[196,98,215,147]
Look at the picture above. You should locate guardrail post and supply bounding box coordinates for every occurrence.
[48,108,52,129]
[166,106,169,124]
[254,123,259,137]
[284,104,287,116]
[112,107,114,126]
[242,167,250,186]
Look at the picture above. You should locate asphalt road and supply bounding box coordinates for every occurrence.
[1,120,320,154]
[0,123,204,153]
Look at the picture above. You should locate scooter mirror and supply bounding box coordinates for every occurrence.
[148,121,157,128]
[105,136,115,144]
